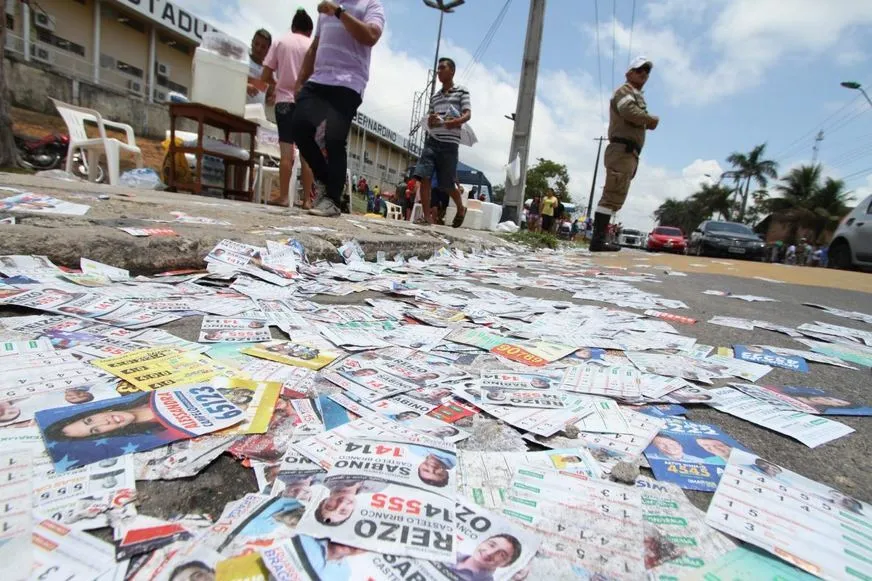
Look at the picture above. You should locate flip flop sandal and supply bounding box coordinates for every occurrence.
[452,208,467,228]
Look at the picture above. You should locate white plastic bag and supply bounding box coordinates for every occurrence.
[506,154,521,186]
[496,221,520,233]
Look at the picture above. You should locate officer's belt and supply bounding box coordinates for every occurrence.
[609,138,641,155]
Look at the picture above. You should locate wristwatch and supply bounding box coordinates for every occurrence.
[335,6,344,19]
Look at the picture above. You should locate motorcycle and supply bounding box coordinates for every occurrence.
[14,133,105,182]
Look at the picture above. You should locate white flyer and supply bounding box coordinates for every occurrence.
[706,450,872,581]
[457,449,601,508]
[295,441,458,562]
[501,466,646,579]
[707,387,854,448]
[198,317,271,343]
[80,258,130,282]
[0,337,54,356]
[559,364,642,400]
[0,449,32,581]
[31,513,117,581]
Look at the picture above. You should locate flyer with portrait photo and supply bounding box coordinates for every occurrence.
[243,340,341,371]
[35,385,245,471]
[732,384,872,416]
[198,317,271,343]
[643,417,750,492]
[296,441,458,562]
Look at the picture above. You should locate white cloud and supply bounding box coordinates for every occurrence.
[604,0,872,106]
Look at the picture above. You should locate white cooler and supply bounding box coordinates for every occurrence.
[191,37,249,117]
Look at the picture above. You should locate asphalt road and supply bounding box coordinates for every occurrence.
[3,251,872,523]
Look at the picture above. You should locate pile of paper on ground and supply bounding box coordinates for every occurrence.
[0,239,869,580]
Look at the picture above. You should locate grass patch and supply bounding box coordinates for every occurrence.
[499,230,560,250]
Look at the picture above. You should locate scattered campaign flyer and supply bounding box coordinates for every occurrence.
[296,441,458,562]
[559,364,642,400]
[0,337,54,356]
[92,347,236,392]
[480,388,567,409]
[0,193,90,215]
[198,317,272,343]
[636,478,737,578]
[31,513,116,580]
[457,449,601,508]
[0,449,32,581]
[242,340,341,370]
[689,547,819,581]
[764,385,872,416]
[490,339,575,367]
[643,417,750,492]
[501,466,646,579]
[733,345,809,373]
[203,493,308,554]
[35,384,245,471]
[479,371,562,391]
[706,450,872,581]
[707,386,855,448]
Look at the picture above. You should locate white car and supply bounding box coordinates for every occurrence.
[618,228,644,248]
[828,194,872,270]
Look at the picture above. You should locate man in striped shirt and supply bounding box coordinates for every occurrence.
[291,0,385,217]
[413,58,471,227]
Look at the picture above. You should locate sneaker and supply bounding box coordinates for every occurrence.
[309,182,327,207]
[308,196,340,217]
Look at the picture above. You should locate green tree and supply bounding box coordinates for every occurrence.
[765,164,852,243]
[524,158,571,201]
[726,143,779,223]
[690,183,735,221]
[0,11,17,168]
[653,197,705,235]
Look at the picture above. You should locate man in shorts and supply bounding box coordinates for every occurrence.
[413,57,471,226]
[262,9,315,207]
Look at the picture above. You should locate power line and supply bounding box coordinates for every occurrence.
[840,165,872,183]
[460,0,513,82]
[611,0,617,91]
[626,0,637,69]
[593,0,605,124]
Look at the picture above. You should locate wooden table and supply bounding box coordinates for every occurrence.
[167,103,258,201]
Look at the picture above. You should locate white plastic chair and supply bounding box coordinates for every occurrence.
[384,201,403,221]
[50,98,143,186]
[244,105,285,204]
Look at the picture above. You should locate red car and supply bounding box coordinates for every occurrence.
[646,226,686,253]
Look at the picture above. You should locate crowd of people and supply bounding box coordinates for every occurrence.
[767,239,829,267]
[244,1,474,229]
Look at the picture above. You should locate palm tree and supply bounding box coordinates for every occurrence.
[690,183,735,221]
[765,164,851,243]
[727,144,779,223]
[653,197,705,236]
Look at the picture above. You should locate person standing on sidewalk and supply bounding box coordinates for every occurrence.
[412,58,471,227]
[291,0,385,217]
[540,189,558,233]
[261,9,315,208]
[590,56,659,252]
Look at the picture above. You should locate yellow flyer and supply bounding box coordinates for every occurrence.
[241,340,340,371]
[94,347,237,392]
[216,552,270,581]
[210,376,282,435]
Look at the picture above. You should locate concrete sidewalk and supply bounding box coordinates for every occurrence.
[0,173,511,274]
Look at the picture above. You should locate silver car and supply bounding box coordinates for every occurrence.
[828,194,872,270]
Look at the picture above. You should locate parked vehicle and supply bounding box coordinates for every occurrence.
[828,194,872,270]
[646,226,686,253]
[14,133,104,182]
[618,228,644,248]
[688,220,766,260]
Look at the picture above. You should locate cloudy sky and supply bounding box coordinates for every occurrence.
[177,0,872,230]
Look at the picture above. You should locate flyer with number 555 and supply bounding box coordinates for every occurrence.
[35,385,245,472]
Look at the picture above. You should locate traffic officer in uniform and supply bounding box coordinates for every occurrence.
[590,56,659,252]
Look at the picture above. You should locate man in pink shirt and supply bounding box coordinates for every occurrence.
[261,9,315,208]
[291,0,385,217]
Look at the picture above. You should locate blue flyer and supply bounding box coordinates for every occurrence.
[643,417,750,492]
[35,385,244,472]
[733,345,809,372]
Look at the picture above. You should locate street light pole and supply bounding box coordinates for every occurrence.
[841,81,872,108]
[423,0,465,96]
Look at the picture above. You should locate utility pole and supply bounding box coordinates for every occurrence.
[501,0,546,224]
[812,130,824,163]
[587,137,606,218]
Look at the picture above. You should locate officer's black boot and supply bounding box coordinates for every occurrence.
[589,212,621,252]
